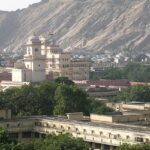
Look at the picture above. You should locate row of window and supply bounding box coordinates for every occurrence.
[9,132,42,139]
[4,122,150,144]
[34,122,149,143]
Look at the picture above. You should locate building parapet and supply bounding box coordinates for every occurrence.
[0,115,150,147]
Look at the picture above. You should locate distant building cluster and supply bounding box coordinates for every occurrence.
[2,34,89,85]
[12,35,90,83]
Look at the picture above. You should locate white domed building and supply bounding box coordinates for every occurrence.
[12,34,46,83]
[10,34,91,84]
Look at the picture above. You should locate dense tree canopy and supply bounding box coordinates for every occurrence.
[90,63,150,82]
[90,100,113,114]
[54,84,90,115]
[34,134,89,150]
[0,79,111,116]
[116,144,150,150]
[115,85,150,102]
[0,128,89,150]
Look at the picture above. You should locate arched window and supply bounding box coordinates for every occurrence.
[76,128,79,131]
[60,125,64,129]
[100,131,103,136]
[91,130,94,134]
[127,135,130,140]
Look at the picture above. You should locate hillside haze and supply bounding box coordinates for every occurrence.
[0,0,150,54]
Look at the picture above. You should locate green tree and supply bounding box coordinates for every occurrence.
[37,81,57,115]
[90,100,113,114]
[54,85,90,115]
[116,85,150,102]
[116,144,150,150]
[0,79,113,116]
[54,77,75,86]
[0,128,89,150]
[34,134,89,150]
[0,127,10,144]
[90,62,150,82]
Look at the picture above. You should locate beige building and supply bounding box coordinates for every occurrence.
[11,34,90,83]
[107,102,150,112]
[0,112,150,150]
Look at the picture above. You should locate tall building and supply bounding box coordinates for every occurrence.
[11,34,91,83]
[12,35,46,82]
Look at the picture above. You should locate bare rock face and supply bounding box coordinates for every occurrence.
[0,0,150,54]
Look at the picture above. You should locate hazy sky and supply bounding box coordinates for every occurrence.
[0,0,41,11]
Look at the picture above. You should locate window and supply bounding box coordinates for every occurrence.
[91,130,94,134]
[145,138,149,143]
[117,134,121,139]
[109,133,111,138]
[60,125,64,129]
[52,124,56,128]
[136,137,143,142]
[35,48,38,52]
[114,135,117,139]
[127,136,130,140]
[22,132,32,138]
[9,133,18,139]
[100,131,103,135]
[76,128,79,132]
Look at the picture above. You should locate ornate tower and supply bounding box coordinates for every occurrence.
[23,34,46,82]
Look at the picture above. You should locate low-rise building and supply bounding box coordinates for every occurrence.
[0,112,150,150]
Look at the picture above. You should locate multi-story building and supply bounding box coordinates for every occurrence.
[11,34,91,83]
[0,111,150,150]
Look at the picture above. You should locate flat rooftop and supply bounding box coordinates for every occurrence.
[1,116,150,134]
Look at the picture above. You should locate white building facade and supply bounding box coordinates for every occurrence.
[12,35,91,83]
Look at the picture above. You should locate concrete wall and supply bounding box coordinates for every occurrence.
[67,112,83,121]
[90,114,144,123]
[12,69,24,82]
[32,70,46,82]
[122,104,145,110]
[112,115,144,123]
[90,114,113,123]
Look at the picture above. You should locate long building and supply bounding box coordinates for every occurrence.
[0,111,150,150]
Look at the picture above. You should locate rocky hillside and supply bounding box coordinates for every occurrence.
[0,0,150,54]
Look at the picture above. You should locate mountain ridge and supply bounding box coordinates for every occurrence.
[0,0,150,54]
